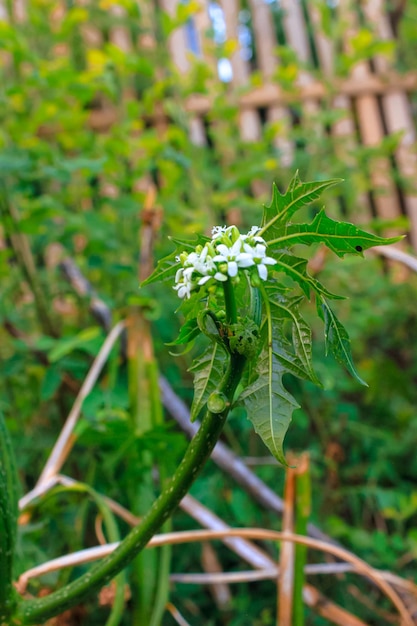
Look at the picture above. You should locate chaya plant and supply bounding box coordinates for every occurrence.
[146,172,400,462]
[1,174,400,625]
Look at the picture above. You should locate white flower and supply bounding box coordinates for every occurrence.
[173,224,276,298]
[211,225,227,239]
[243,242,276,280]
[213,238,255,278]
[173,273,194,298]
[242,226,265,244]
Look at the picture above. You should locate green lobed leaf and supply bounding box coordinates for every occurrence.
[167,318,200,346]
[318,296,368,386]
[141,248,180,287]
[240,347,299,465]
[268,209,402,257]
[189,343,228,422]
[141,234,210,287]
[260,172,342,241]
[273,252,344,300]
[239,285,301,464]
[267,291,321,386]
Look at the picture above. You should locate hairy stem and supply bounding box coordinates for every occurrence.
[14,354,246,625]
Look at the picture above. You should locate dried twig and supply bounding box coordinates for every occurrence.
[60,258,112,331]
[17,528,414,625]
[201,543,232,610]
[372,245,417,272]
[20,474,140,528]
[170,563,357,584]
[165,602,192,626]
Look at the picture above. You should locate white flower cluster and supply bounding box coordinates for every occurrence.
[173,225,276,299]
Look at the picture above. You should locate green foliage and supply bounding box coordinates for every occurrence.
[0,1,415,623]
[0,411,19,620]
[318,296,367,386]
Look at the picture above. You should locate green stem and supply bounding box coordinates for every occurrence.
[223,279,238,325]
[293,455,311,626]
[148,540,171,626]
[0,412,19,624]
[14,354,247,625]
[258,283,272,342]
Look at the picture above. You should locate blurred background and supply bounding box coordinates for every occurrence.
[1,1,417,624]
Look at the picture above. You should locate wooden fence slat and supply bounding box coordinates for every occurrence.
[219,0,261,143]
[362,0,417,247]
[193,0,215,65]
[280,0,318,108]
[307,2,371,220]
[219,0,249,86]
[109,4,131,52]
[248,0,276,79]
[280,0,310,65]
[160,0,190,74]
[338,0,402,230]
[159,0,209,146]
[249,0,293,166]
[280,0,321,152]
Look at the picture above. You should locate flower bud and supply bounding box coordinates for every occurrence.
[207,391,229,414]
[229,225,240,244]
[250,273,261,288]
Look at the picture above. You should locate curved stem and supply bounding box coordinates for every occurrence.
[14,353,247,625]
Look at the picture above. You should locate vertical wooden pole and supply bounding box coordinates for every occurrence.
[219,0,262,142]
[338,0,402,236]
[249,0,293,166]
[307,2,371,221]
[278,460,296,626]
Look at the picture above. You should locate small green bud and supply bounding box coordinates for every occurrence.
[207,391,229,414]
[230,225,240,243]
[179,252,188,265]
[250,272,261,288]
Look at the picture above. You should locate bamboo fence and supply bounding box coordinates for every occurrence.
[2,0,417,245]
[170,0,417,245]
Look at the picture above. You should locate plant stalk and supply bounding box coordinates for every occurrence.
[14,353,247,624]
[223,279,238,325]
